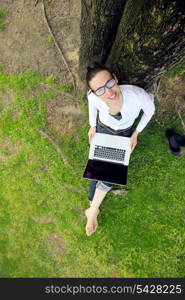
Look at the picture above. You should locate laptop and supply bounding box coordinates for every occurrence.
[83,132,131,185]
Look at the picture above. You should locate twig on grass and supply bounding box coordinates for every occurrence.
[49,173,86,194]
[152,76,166,127]
[175,97,185,131]
[38,129,69,166]
[61,183,86,194]
[153,76,162,103]
[38,129,86,193]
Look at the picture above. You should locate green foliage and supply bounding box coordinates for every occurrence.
[46,8,53,15]
[45,74,57,85]
[58,82,73,93]
[47,35,54,46]
[164,59,185,80]
[0,62,4,72]
[0,10,9,31]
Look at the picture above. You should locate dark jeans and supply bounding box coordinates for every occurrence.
[89,121,133,201]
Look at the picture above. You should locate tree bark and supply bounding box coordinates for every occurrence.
[79,0,127,81]
[107,0,185,90]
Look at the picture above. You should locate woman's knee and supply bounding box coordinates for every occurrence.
[96,181,113,192]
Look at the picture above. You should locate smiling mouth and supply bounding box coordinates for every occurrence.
[108,93,116,100]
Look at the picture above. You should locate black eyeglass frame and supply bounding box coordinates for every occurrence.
[91,77,117,96]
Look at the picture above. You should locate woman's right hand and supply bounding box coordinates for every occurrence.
[88,126,96,144]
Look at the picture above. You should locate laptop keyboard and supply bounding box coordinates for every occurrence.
[94,145,126,162]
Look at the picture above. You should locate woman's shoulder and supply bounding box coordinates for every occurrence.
[87,90,96,101]
[119,84,145,95]
[87,90,102,108]
[120,84,154,107]
[120,84,149,108]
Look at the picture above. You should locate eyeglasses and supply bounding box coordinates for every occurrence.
[92,78,116,96]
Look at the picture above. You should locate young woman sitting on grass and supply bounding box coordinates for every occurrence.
[85,62,155,236]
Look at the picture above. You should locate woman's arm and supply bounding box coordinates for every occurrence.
[135,89,155,133]
[88,126,96,144]
[130,87,155,152]
[130,130,139,152]
[87,94,98,127]
[87,94,98,143]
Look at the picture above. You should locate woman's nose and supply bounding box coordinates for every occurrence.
[106,88,114,96]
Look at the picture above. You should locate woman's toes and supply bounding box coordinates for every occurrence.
[85,208,99,236]
[86,224,94,236]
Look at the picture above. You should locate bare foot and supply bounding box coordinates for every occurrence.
[85,208,99,236]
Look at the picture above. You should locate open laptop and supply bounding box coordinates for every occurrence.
[83,133,131,185]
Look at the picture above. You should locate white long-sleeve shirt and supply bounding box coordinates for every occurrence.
[87,84,155,132]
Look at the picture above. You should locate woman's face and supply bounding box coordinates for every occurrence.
[89,70,121,103]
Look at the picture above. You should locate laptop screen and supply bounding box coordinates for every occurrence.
[83,159,128,185]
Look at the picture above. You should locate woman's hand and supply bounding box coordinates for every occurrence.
[130,130,139,152]
[88,126,96,144]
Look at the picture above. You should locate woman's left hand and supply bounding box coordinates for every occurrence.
[130,130,139,152]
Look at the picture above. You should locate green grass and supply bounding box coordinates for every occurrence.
[0,10,9,31]
[0,67,185,277]
[46,8,53,15]
[46,35,54,46]
[164,58,185,80]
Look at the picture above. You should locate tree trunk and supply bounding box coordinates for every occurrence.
[107,0,185,90]
[79,0,127,81]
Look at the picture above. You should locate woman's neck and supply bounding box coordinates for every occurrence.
[106,90,123,107]
[106,91,124,115]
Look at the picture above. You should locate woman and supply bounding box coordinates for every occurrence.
[85,62,155,236]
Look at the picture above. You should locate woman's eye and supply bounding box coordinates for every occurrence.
[96,88,104,94]
[107,80,115,87]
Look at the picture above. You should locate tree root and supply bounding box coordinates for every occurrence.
[49,173,86,194]
[38,129,86,193]
[36,0,77,90]
[38,129,69,166]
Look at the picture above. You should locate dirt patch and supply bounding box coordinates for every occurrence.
[12,109,21,119]
[44,0,81,77]
[155,75,185,126]
[0,87,22,119]
[0,88,15,112]
[0,0,87,141]
[70,208,84,217]
[0,0,81,86]
[45,232,67,257]
[40,165,50,172]
[0,137,24,163]
[27,155,41,166]
[46,92,87,138]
